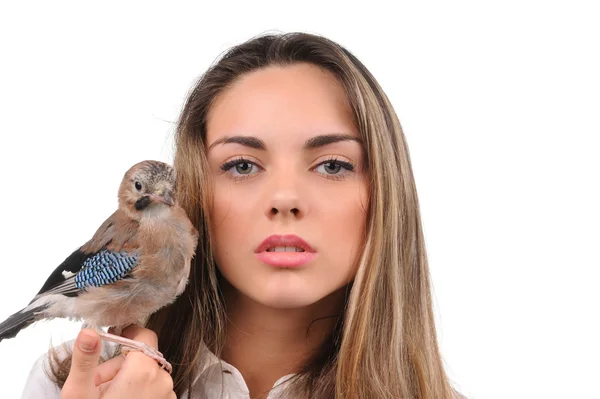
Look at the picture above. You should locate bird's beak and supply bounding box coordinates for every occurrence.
[149,191,174,207]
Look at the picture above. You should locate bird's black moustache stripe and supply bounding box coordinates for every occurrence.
[135,196,151,210]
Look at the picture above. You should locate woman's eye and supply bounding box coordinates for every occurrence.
[314,159,355,176]
[234,161,254,175]
[321,162,342,174]
[220,158,260,177]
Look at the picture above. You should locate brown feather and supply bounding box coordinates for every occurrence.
[80,210,140,254]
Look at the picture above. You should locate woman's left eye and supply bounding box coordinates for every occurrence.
[313,159,355,176]
[220,158,260,177]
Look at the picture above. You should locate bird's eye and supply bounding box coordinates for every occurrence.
[134,181,142,191]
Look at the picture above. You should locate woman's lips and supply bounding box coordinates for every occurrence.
[255,234,316,267]
[255,251,316,267]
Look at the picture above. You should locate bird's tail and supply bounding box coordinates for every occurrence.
[0,305,47,342]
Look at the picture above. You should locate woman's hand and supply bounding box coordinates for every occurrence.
[60,325,175,399]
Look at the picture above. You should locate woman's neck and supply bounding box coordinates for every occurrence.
[220,282,344,398]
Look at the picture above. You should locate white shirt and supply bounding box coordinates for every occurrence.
[21,340,295,399]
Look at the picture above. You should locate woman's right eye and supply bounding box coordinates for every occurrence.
[220,158,261,178]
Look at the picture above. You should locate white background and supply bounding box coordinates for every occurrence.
[0,1,598,398]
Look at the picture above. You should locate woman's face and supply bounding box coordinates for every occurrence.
[206,63,368,309]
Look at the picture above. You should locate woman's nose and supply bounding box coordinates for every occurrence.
[264,168,306,219]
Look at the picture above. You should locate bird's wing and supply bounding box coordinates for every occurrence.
[32,210,140,300]
[33,249,140,298]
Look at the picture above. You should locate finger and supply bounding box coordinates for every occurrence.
[64,329,101,391]
[157,366,175,389]
[93,355,125,386]
[120,324,159,349]
[118,325,166,376]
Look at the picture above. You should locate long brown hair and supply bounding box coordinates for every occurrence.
[50,32,461,398]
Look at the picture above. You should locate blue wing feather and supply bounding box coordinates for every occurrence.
[74,250,138,289]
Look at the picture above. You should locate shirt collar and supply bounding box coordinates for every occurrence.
[190,343,296,398]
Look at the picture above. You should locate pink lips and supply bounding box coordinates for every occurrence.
[255,234,316,268]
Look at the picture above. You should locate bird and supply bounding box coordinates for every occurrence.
[0,160,199,373]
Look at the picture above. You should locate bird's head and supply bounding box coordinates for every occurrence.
[118,160,176,219]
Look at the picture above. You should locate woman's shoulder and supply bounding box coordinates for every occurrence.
[21,339,117,399]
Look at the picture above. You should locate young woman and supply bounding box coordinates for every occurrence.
[22,32,463,398]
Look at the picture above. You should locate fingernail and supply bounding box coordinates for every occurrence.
[79,331,97,352]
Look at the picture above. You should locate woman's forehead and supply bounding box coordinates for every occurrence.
[205,63,358,148]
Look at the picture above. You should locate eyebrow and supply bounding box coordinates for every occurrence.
[208,133,361,151]
[304,133,361,149]
[208,136,266,151]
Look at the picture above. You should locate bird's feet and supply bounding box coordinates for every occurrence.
[96,330,172,373]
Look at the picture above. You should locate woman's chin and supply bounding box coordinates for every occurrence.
[251,288,323,310]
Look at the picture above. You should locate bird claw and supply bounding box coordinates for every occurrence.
[122,345,172,373]
[96,330,172,373]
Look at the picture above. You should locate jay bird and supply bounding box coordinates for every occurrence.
[0,160,199,373]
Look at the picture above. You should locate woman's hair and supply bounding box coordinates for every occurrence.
[48,32,460,398]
